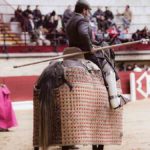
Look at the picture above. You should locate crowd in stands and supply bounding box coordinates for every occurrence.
[11,4,150,46]
[118,63,150,72]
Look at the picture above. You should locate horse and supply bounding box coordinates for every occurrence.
[33,47,126,150]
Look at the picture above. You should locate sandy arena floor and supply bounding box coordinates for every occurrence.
[0,100,150,150]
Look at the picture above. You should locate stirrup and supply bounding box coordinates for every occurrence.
[119,94,131,106]
[109,95,121,109]
[110,94,131,109]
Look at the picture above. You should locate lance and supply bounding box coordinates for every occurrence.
[13,39,149,68]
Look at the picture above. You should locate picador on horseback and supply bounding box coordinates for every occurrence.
[33,0,130,150]
[66,0,129,111]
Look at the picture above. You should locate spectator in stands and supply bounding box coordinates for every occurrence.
[14,5,26,30]
[45,10,59,42]
[146,66,150,72]
[90,18,98,42]
[26,14,35,33]
[132,26,150,41]
[42,14,50,29]
[14,5,23,22]
[107,23,121,44]
[97,15,109,32]
[117,5,132,29]
[62,5,73,31]
[140,26,150,39]
[23,5,33,18]
[56,15,63,32]
[133,64,143,72]
[126,64,133,71]
[104,6,114,25]
[25,14,37,43]
[107,24,118,39]
[37,15,46,28]
[92,6,104,22]
[33,5,42,28]
[47,11,59,33]
[132,29,141,41]
[118,26,130,42]
[118,63,126,71]
[35,25,51,46]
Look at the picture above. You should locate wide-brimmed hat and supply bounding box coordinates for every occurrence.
[76,0,91,10]
[63,47,85,60]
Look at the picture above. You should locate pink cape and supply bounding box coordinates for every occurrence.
[0,85,17,129]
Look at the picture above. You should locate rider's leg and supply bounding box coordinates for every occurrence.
[103,61,120,109]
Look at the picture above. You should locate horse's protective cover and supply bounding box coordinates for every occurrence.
[33,59,123,148]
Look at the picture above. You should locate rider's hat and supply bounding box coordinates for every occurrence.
[76,0,91,10]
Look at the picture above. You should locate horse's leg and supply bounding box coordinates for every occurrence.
[62,146,71,150]
[62,145,79,150]
[92,145,104,150]
[34,147,39,150]
[97,145,104,150]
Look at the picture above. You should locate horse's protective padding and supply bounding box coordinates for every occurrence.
[33,61,123,147]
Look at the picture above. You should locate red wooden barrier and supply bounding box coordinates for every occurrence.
[0,72,132,101]
[0,43,150,53]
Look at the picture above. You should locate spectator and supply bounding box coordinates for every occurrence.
[0,84,17,132]
[56,15,63,32]
[118,27,130,42]
[33,5,42,28]
[97,15,109,32]
[23,5,33,18]
[107,24,121,44]
[14,5,26,30]
[118,63,125,71]
[132,29,141,41]
[117,5,132,29]
[132,26,150,41]
[26,14,35,33]
[107,24,119,39]
[14,5,23,22]
[133,64,143,72]
[37,15,46,28]
[92,6,104,22]
[35,26,51,46]
[126,64,133,71]
[47,11,59,33]
[104,6,114,25]
[25,14,37,43]
[62,5,73,31]
[140,26,150,39]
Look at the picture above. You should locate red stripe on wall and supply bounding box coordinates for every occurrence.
[119,71,131,94]
[0,43,150,53]
[0,76,38,101]
[0,72,131,101]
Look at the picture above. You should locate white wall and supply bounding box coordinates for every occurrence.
[1,0,150,14]
[0,0,150,32]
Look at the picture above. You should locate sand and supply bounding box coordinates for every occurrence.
[0,100,150,150]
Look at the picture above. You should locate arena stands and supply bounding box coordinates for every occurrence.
[0,0,150,48]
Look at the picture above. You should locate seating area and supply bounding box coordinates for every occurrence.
[0,22,23,45]
[0,1,150,53]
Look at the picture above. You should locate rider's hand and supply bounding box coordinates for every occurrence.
[91,47,96,54]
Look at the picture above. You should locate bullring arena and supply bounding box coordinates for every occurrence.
[1,0,150,150]
[1,99,150,150]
